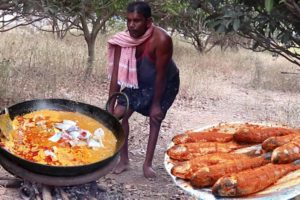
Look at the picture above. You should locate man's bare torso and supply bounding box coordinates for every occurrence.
[135,27,171,60]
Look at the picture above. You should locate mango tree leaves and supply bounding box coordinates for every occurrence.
[192,0,300,66]
[265,0,274,14]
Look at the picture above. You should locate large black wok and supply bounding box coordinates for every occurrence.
[0,94,127,177]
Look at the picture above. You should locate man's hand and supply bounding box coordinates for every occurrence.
[107,102,115,115]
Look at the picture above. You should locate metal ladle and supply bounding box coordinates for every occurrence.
[0,108,13,139]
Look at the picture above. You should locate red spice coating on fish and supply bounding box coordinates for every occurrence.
[262,133,300,152]
[212,162,300,197]
[233,127,296,143]
[172,131,233,145]
[171,152,251,180]
[272,137,300,164]
[190,155,270,188]
[166,141,245,161]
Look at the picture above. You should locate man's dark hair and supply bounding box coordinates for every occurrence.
[127,1,152,19]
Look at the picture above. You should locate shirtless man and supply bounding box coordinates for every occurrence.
[107,1,180,178]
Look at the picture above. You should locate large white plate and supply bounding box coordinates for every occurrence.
[164,122,300,200]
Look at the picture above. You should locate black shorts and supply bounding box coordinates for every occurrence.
[117,74,180,116]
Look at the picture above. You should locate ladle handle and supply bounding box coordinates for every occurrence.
[105,92,129,120]
[0,108,8,115]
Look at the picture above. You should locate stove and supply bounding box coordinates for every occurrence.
[0,153,118,199]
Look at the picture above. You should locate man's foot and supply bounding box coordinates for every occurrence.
[113,160,129,174]
[143,165,156,179]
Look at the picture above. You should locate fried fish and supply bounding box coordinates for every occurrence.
[272,137,300,164]
[212,161,300,197]
[172,131,233,145]
[262,133,300,152]
[171,152,251,180]
[167,141,245,161]
[190,153,271,188]
[233,127,296,143]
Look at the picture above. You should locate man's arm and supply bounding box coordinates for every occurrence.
[150,32,173,119]
[108,45,121,113]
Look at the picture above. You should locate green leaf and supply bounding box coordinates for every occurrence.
[216,24,226,33]
[205,19,222,29]
[265,0,274,14]
[233,19,240,31]
[166,7,178,16]
[280,32,291,44]
[224,19,232,29]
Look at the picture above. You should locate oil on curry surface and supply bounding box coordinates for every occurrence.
[0,109,117,166]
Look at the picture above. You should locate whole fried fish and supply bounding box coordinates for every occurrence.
[172,131,233,145]
[212,161,300,197]
[272,137,300,164]
[233,126,296,143]
[171,152,251,180]
[166,141,246,161]
[262,133,300,152]
[190,153,271,188]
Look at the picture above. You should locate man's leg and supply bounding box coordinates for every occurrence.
[113,105,134,174]
[142,77,179,178]
[143,115,163,178]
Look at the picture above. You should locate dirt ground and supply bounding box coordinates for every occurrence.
[0,72,300,200]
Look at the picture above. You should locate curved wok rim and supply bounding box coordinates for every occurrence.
[0,98,124,176]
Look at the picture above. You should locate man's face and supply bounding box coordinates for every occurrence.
[126,12,150,38]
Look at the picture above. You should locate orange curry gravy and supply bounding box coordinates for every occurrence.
[0,109,117,166]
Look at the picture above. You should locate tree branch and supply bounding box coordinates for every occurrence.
[0,17,45,32]
[0,3,14,10]
[284,0,300,18]
[92,10,114,37]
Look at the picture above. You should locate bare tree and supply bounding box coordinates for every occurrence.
[0,0,129,77]
[0,1,45,32]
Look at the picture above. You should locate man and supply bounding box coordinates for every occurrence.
[107,1,179,178]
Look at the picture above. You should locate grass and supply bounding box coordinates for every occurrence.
[0,29,109,104]
[0,27,300,127]
[173,39,300,98]
[1,28,300,200]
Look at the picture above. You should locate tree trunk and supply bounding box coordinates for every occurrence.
[51,17,58,38]
[2,15,4,30]
[79,11,114,78]
[84,36,96,78]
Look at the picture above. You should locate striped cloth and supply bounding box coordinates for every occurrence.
[107,24,154,89]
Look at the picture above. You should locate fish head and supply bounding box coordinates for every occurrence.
[171,162,191,178]
[212,176,238,197]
